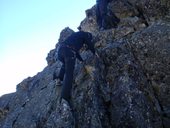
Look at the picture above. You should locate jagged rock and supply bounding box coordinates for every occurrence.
[45,98,75,128]
[46,27,74,66]
[78,6,98,33]
[0,0,170,128]
[58,27,75,43]
[46,49,56,66]
[108,0,170,24]
[128,21,170,127]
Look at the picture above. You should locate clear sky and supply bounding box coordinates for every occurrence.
[0,0,95,96]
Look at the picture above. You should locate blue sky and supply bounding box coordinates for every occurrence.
[0,0,95,96]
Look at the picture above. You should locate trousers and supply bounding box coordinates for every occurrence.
[57,46,76,101]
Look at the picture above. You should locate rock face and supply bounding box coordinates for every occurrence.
[0,0,170,128]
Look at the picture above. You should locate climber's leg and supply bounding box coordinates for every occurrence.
[61,50,76,102]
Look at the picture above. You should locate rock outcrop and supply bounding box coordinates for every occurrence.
[0,0,170,128]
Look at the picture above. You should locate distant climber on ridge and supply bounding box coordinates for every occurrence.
[96,0,120,30]
[53,31,98,105]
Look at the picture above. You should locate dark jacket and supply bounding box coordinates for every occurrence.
[62,31,95,61]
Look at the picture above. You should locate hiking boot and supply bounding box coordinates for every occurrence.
[55,79,62,86]
[60,98,73,111]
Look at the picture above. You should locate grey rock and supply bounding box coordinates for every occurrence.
[0,1,170,128]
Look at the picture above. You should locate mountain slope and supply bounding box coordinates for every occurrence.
[0,0,170,128]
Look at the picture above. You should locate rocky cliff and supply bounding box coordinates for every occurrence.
[0,0,170,128]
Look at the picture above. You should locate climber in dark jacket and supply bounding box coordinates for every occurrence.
[96,0,120,30]
[54,31,96,103]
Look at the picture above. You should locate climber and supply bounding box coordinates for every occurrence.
[96,0,120,30]
[53,31,98,104]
